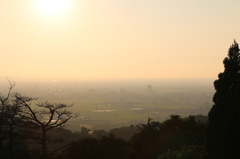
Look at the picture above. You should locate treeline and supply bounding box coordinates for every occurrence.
[56,115,206,159]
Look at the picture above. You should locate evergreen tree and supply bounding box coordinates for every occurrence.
[207,41,240,159]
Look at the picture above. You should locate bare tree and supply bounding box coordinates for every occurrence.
[14,93,75,159]
[0,81,76,159]
[0,81,16,159]
[0,81,15,144]
[0,81,30,159]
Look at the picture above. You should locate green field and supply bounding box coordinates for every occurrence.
[34,97,197,131]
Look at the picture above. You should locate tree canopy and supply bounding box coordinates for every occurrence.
[207,41,240,159]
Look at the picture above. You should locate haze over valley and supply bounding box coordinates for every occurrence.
[0,78,213,131]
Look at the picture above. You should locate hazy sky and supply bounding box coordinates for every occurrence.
[1,0,240,80]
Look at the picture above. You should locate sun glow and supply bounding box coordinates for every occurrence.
[36,0,70,17]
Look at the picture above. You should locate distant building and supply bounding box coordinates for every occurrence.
[120,88,126,94]
[147,85,152,92]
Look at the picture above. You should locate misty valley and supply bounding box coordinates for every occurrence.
[0,78,214,159]
[2,79,213,131]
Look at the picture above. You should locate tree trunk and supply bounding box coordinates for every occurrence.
[9,124,13,159]
[42,126,48,159]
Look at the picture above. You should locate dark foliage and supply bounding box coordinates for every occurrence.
[131,116,206,159]
[158,145,206,159]
[58,134,131,159]
[207,41,240,159]
[57,115,206,159]
[109,125,139,140]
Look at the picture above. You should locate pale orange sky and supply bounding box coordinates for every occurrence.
[1,0,240,80]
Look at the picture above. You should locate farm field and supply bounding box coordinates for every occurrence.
[45,95,210,131]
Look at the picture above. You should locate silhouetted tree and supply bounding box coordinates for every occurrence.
[14,93,75,159]
[0,81,14,158]
[207,41,240,159]
[0,82,29,159]
[131,117,162,159]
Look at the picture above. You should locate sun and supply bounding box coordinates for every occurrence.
[36,0,70,17]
